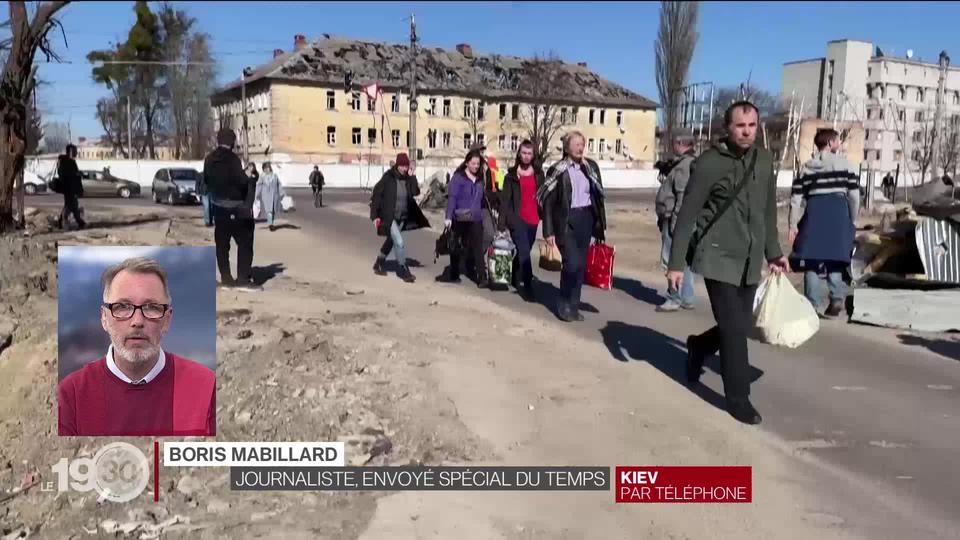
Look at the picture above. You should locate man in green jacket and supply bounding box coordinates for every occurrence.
[666,101,790,425]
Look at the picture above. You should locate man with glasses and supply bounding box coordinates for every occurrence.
[57,257,215,436]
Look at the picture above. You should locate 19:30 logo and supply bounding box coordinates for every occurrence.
[51,443,150,502]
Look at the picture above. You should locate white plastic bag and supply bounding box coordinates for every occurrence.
[281,195,295,212]
[252,199,262,220]
[753,272,819,348]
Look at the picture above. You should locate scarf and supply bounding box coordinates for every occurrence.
[535,157,604,210]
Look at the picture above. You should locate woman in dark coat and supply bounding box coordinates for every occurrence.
[499,139,545,301]
[370,153,430,283]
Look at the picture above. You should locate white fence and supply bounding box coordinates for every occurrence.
[26,157,798,190]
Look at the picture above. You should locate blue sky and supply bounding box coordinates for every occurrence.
[29,1,960,139]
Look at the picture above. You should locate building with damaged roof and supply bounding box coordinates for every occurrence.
[211,34,657,165]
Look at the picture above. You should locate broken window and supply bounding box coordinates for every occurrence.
[477,102,485,121]
[913,130,922,142]
[615,138,622,154]
[327,126,336,146]
[899,86,906,100]
[464,100,474,119]
[477,133,485,147]
[588,109,595,125]
[498,134,506,150]
[406,131,411,147]
[917,88,925,102]
[442,132,451,148]
[367,97,376,111]
[510,134,518,151]
[351,92,361,111]
[352,127,362,145]
[616,111,623,127]
[894,149,902,161]
[898,109,905,121]
[511,104,519,121]
[599,110,606,125]
[443,98,451,117]
[463,133,473,149]
[561,107,568,124]
[368,128,377,144]
[326,90,336,110]
[391,94,400,113]
[955,92,960,105]
[599,138,606,155]
[572,107,579,123]
[588,138,595,152]
[392,129,400,147]
[428,129,438,149]
[915,111,924,122]
[500,103,507,119]
[428,97,437,116]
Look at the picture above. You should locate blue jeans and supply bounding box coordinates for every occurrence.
[660,220,695,306]
[267,211,276,226]
[201,194,212,226]
[379,219,406,267]
[804,264,848,308]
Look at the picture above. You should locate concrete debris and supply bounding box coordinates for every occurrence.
[176,475,203,497]
[206,499,231,513]
[419,175,449,211]
[236,329,253,340]
[221,36,656,109]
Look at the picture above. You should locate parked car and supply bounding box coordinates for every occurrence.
[47,169,141,198]
[152,168,201,205]
[23,170,47,195]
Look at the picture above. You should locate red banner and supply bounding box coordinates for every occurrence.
[615,466,752,503]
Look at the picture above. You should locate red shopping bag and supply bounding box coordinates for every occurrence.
[585,241,615,289]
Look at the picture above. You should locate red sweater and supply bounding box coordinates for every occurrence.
[58,353,216,436]
[519,173,540,226]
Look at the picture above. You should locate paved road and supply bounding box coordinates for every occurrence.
[32,188,960,537]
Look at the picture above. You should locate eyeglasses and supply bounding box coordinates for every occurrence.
[102,302,170,320]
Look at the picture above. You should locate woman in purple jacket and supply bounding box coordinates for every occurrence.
[437,149,489,287]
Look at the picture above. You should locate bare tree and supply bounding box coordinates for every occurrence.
[94,96,129,158]
[910,106,938,183]
[654,0,699,154]
[0,1,69,232]
[939,117,960,178]
[518,52,572,165]
[41,120,69,152]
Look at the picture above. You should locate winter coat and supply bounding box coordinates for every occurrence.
[540,157,607,243]
[788,151,860,265]
[255,172,285,218]
[57,154,83,197]
[309,169,325,188]
[370,167,430,236]
[498,165,545,231]
[668,141,783,287]
[654,151,695,233]
[203,146,255,209]
[445,170,486,223]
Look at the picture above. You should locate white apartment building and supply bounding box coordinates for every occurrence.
[782,39,960,179]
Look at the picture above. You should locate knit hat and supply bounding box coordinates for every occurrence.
[395,153,410,167]
[216,128,236,147]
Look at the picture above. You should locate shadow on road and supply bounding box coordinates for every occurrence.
[612,276,665,307]
[382,258,423,272]
[898,334,960,362]
[532,277,599,318]
[600,321,733,413]
[270,224,302,231]
[251,263,286,286]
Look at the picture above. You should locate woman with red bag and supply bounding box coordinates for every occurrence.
[537,131,608,322]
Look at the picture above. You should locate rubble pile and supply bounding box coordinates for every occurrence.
[418,171,449,210]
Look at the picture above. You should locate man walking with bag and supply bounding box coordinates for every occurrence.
[309,165,325,208]
[655,131,697,312]
[56,144,86,230]
[203,128,260,291]
[667,101,789,425]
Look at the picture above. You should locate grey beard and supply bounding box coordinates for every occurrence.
[114,342,159,365]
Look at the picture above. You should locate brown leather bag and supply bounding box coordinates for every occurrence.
[538,241,562,272]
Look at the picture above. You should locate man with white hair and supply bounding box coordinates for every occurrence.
[57,256,216,436]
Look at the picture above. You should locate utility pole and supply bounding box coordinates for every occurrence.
[241,68,250,163]
[127,96,132,159]
[930,50,950,181]
[408,13,418,164]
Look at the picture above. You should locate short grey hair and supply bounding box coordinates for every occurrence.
[563,130,586,153]
[101,257,171,302]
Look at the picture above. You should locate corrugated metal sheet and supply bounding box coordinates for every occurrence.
[915,216,960,284]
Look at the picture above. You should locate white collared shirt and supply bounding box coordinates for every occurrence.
[106,345,166,385]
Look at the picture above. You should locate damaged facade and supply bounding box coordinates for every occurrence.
[211,35,657,165]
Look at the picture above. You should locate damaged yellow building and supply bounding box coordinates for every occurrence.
[211,34,657,167]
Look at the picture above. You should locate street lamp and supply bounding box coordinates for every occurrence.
[241,66,253,163]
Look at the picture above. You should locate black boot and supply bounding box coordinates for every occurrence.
[398,265,416,283]
[373,257,387,276]
[686,335,705,384]
[727,399,762,425]
[823,300,844,319]
[556,301,574,322]
[476,273,490,289]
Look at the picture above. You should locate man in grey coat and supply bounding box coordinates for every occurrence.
[655,133,697,312]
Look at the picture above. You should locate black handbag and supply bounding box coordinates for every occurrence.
[435,226,459,263]
[686,149,758,266]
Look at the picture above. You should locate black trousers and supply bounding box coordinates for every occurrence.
[694,278,759,401]
[213,205,255,283]
[313,186,323,207]
[61,193,84,226]
[449,220,485,280]
[559,207,595,306]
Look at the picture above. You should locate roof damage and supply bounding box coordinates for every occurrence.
[215,36,657,109]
